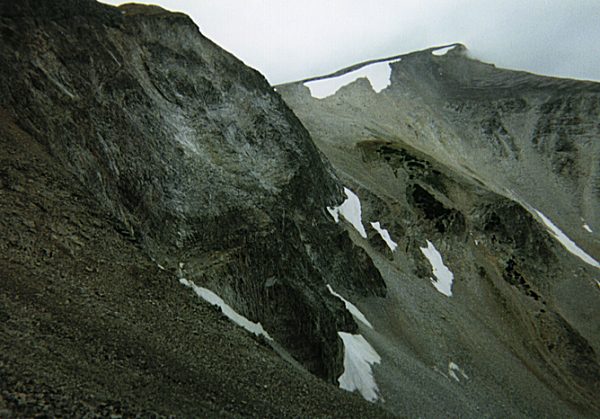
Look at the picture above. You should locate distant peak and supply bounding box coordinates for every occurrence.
[282,43,469,87]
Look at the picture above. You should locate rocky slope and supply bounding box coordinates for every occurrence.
[0,0,389,417]
[277,44,600,417]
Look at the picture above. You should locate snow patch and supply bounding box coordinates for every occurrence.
[370,221,398,252]
[326,206,340,223]
[327,285,373,329]
[583,223,593,233]
[327,187,367,238]
[420,240,454,297]
[337,332,381,402]
[432,45,456,56]
[448,362,469,382]
[305,59,400,99]
[533,210,600,269]
[179,278,272,340]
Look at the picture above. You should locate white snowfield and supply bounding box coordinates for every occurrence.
[327,284,373,329]
[419,240,454,297]
[337,332,382,402]
[370,221,398,252]
[305,59,400,99]
[533,209,600,269]
[327,187,368,238]
[179,278,273,340]
[431,45,456,56]
[583,223,593,233]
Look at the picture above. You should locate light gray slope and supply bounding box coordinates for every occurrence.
[280,44,600,254]
[277,45,600,417]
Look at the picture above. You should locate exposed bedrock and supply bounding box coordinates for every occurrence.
[0,0,388,413]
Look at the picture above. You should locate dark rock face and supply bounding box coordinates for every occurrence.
[0,1,388,416]
[277,45,600,417]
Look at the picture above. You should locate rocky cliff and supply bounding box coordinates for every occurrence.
[277,44,600,417]
[0,1,388,417]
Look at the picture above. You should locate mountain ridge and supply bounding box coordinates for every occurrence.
[284,42,600,87]
[277,41,600,416]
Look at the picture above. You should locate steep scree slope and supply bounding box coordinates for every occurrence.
[0,0,389,416]
[278,44,600,417]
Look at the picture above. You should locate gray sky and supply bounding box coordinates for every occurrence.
[99,0,600,85]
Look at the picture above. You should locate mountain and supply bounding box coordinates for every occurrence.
[276,44,600,417]
[0,1,389,417]
[1,1,599,417]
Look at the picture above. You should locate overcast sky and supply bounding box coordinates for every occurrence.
[99,0,600,85]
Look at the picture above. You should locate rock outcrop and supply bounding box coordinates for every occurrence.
[0,0,388,416]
